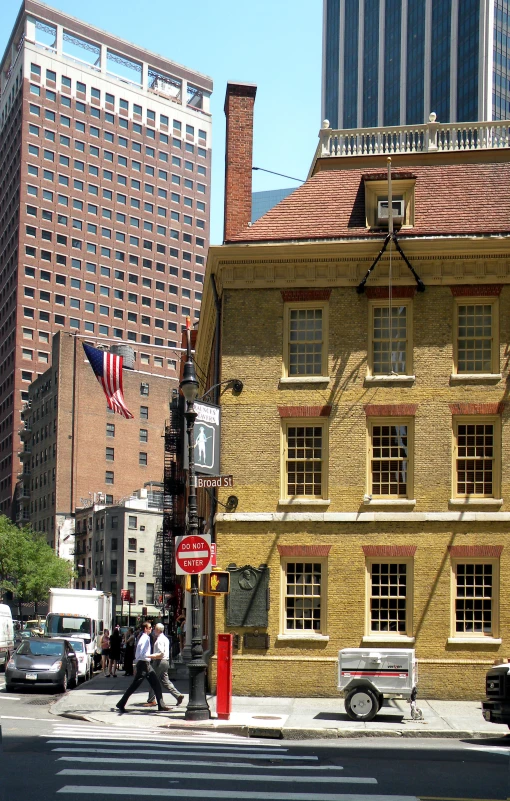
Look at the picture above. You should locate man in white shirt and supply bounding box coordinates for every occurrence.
[144,622,184,707]
[116,622,169,713]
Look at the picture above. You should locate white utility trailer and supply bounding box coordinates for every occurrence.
[338,648,422,721]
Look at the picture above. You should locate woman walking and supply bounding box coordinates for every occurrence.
[101,628,111,676]
[109,625,122,677]
[123,627,135,676]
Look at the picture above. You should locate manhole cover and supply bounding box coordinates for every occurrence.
[251,715,282,720]
[25,697,53,705]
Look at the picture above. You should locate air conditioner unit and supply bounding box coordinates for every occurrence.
[377,199,404,225]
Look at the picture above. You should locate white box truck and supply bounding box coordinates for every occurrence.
[338,648,422,721]
[0,604,14,670]
[46,589,112,669]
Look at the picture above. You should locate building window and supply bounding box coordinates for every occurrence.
[105,471,114,484]
[105,447,114,461]
[146,583,155,604]
[369,300,412,376]
[454,298,499,375]
[111,560,117,575]
[282,422,327,500]
[140,382,149,396]
[282,561,324,633]
[106,423,115,437]
[128,516,137,529]
[128,538,137,552]
[452,560,498,638]
[368,420,413,499]
[111,517,118,530]
[283,302,328,378]
[139,452,148,466]
[453,418,500,499]
[111,537,118,550]
[139,428,148,443]
[367,560,411,635]
[127,560,136,576]
[127,581,136,600]
[140,406,148,420]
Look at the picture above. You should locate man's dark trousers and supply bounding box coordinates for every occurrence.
[117,660,163,708]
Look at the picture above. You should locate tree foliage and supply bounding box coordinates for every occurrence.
[0,516,73,605]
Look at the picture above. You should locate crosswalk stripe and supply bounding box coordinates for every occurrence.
[57,788,419,800]
[57,769,367,784]
[51,747,317,760]
[57,757,343,771]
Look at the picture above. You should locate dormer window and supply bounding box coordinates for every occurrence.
[364,174,415,229]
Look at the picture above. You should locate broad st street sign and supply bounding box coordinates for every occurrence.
[183,401,220,475]
[175,533,213,575]
[196,475,234,488]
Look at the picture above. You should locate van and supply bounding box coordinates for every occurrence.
[0,604,14,670]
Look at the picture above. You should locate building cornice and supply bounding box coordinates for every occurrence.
[215,511,510,523]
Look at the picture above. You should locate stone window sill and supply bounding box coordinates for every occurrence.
[276,634,330,643]
[362,635,416,644]
[449,498,503,507]
[365,375,415,385]
[450,373,502,383]
[447,637,502,645]
[363,498,416,507]
[278,498,331,506]
[280,376,330,384]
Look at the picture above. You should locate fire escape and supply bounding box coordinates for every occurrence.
[154,390,186,620]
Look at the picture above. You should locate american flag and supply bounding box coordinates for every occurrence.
[83,343,134,419]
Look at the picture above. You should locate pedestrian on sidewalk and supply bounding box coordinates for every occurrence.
[101,629,111,677]
[144,623,184,708]
[116,621,169,714]
[176,609,186,662]
[123,627,135,676]
[109,625,122,677]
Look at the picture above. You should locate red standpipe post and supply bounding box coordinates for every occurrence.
[216,633,233,720]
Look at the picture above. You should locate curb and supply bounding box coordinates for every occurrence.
[50,708,507,741]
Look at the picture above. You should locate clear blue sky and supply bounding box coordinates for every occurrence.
[1,0,322,244]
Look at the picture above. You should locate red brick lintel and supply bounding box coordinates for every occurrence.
[364,404,418,417]
[281,289,332,303]
[365,286,416,299]
[449,545,503,558]
[278,545,332,557]
[278,405,332,418]
[450,285,503,297]
[362,545,417,557]
[449,402,505,416]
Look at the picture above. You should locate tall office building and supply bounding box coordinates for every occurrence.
[0,1,212,516]
[323,0,509,129]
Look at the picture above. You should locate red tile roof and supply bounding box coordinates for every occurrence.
[227,162,510,243]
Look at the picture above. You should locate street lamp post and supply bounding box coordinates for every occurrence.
[180,318,210,721]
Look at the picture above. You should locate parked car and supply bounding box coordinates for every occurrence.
[63,637,92,682]
[482,663,510,726]
[5,637,78,692]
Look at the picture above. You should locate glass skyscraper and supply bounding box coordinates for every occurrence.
[323,0,510,129]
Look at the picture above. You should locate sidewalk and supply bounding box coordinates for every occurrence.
[49,665,508,740]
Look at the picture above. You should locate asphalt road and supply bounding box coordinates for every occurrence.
[1,673,510,800]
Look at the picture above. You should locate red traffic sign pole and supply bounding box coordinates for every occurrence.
[175,534,212,575]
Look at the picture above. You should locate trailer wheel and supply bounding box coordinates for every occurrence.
[345,687,379,721]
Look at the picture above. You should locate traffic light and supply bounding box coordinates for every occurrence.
[205,570,230,595]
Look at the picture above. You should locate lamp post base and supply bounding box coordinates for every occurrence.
[185,659,211,721]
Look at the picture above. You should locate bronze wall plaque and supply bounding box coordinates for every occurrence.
[243,633,270,649]
[226,564,269,627]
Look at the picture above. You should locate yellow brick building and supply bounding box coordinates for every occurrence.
[195,84,510,699]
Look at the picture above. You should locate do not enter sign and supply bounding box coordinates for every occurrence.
[175,534,212,575]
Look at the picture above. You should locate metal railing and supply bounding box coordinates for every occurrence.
[315,114,510,162]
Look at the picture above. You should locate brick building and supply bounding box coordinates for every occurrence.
[74,487,163,621]
[0,1,212,516]
[194,84,510,699]
[19,331,171,553]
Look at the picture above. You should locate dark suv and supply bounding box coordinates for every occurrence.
[482,664,510,726]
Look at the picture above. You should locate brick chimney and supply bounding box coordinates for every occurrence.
[223,81,257,242]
